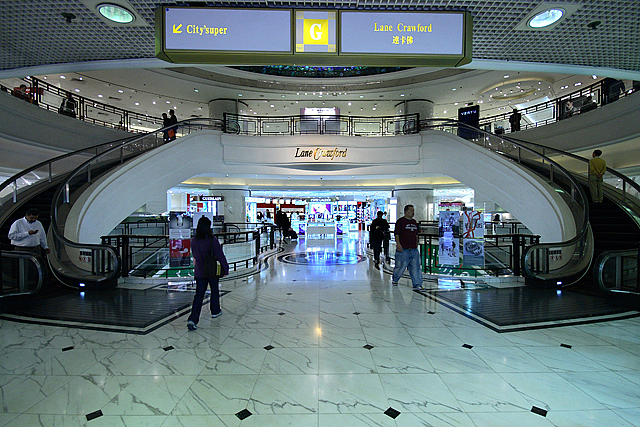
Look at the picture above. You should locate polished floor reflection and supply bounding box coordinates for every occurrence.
[1,235,640,426]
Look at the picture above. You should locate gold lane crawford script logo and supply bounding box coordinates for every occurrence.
[295,147,348,161]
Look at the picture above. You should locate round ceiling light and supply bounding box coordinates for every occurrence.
[97,3,135,24]
[528,8,564,28]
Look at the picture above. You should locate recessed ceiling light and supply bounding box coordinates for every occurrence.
[134,102,139,105]
[74,89,80,92]
[238,93,242,96]
[97,3,135,24]
[504,75,509,78]
[98,94,103,97]
[400,93,405,97]
[118,89,123,93]
[166,101,170,104]
[574,82,582,86]
[194,89,199,92]
[60,75,66,79]
[529,9,564,28]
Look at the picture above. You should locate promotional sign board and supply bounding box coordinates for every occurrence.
[169,212,192,268]
[438,211,460,266]
[462,210,484,238]
[463,239,485,267]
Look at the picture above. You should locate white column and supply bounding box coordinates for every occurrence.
[393,188,434,222]
[218,189,249,224]
[395,99,434,120]
[208,99,238,120]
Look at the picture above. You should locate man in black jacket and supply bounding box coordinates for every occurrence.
[370,211,390,267]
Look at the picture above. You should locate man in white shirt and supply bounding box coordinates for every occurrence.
[8,208,50,255]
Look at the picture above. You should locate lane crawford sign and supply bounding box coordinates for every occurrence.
[294,147,348,161]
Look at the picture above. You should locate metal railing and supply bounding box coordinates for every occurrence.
[0,250,47,297]
[102,225,276,278]
[479,78,637,134]
[420,119,592,287]
[594,248,639,295]
[418,233,540,277]
[19,118,222,288]
[224,112,419,137]
[1,76,163,133]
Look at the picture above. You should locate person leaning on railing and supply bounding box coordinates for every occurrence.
[58,92,77,118]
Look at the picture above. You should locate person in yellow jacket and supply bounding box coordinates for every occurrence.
[588,150,606,203]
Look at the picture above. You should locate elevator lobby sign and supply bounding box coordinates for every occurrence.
[156,7,471,67]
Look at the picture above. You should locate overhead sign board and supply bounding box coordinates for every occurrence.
[294,10,337,54]
[340,11,465,55]
[156,7,471,66]
[162,8,291,53]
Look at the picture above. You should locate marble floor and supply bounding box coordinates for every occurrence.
[1,236,640,427]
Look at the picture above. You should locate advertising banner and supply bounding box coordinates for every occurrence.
[169,212,192,267]
[439,211,460,266]
[462,210,484,238]
[463,239,485,267]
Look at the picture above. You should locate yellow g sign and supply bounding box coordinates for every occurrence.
[303,19,328,44]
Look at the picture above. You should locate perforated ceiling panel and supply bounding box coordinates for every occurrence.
[0,0,639,72]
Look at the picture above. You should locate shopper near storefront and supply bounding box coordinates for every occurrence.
[392,205,424,290]
[370,211,390,267]
[187,216,229,331]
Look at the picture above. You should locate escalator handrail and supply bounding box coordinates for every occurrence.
[0,250,46,297]
[420,119,591,282]
[0,134,139,209]
[594,248,640,294]
[48,119,223,284]
[505,135,640,203]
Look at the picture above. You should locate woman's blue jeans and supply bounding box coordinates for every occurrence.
[188,276,220,324]
[392,248,423,287]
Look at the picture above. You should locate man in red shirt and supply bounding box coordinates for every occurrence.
[392,205,424,290]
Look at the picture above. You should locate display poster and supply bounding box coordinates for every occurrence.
[462,210,484,238]
[169,212,192,267]
[298,221,307,236]
[439,211,460,266]
[463,239,485,267]
[336,222,343,235]
[170,239,191,267]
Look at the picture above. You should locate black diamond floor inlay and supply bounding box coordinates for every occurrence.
[384,407,401,419]
[62,346,74,352]
[560,343,572,349]
[531,406,548,417]
[462,343,473,349]
[86,410,103,421]
[236,409,252,420]
[264,345,274,351]
[363,344,374,350]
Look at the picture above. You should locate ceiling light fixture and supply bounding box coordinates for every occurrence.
[529,9,564,28]
[97,3,135,24]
